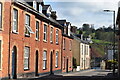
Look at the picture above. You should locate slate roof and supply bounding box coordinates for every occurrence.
[42,5,51,10]
[13,0,63,29]
[57,20,66,26]
[66,22,70,27]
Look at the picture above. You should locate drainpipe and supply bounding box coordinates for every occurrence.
[8,1,12,79]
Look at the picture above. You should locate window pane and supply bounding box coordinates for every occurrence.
[44,33,46,40]
[24,47,29,57]
[50,27,53,42]
[56,30,59,43]
[25,14,31,35]
[13,9,18,32]
[24,47,30,69]
[24,58,28,69]
[25,15,30,25]
[56,51,58,67]
[43,51,47,60]
[43,61,45,69]
[63,39,65,49]
[33,0,37,10]
[43,50,47,69]
[39,4,42,12]
[0,3,2,28]
[43,60,46,69]
[36,21,39,39]
[44,25,47,32]
[43,24,47,41]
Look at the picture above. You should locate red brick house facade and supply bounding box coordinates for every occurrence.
[57,20,73,73]
[0,0,64,79]
[62,35,73,72]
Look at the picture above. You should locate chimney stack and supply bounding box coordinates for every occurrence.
[51,11,57,20]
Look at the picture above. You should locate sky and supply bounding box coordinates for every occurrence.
[44,0,119,29]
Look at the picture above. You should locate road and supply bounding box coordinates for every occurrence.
[26,69,119,80]
[63,69,112,77]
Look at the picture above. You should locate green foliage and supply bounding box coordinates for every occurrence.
[95,31,114,42]
[92,39,112,45]
[107,60,118,63]
[90,43,105,56]
[106,60,118,69]
[80,24,118,56]
[82,24,95,38]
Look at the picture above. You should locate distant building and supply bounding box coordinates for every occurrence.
[72,33,91,71]
[80,41,90,70]
[72,35,81,71]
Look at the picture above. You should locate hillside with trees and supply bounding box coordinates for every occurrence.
[78,24,118,57]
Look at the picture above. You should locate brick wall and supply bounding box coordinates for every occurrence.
[62,36,73,72]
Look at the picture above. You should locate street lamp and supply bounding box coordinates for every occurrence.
[103,10,116,76]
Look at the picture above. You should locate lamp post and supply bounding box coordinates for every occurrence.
[104,10,116,76]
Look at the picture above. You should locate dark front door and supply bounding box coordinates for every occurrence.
[35,51,39,76]
[66,59,69,73]
[50,51,53,74]
[12,46,17,79]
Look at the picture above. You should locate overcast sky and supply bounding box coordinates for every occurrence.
[44,0,119,29]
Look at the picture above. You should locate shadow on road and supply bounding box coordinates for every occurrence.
[28,73,118,80]
[13,69,119,80]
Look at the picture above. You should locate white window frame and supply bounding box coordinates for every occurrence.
[24,46,30,70]
[50,27,53,43]
[25,25,34,34]
[55,51,58,68]
[43,50,47,69]
[25,14,34,36]
[39,3,42,12]
[0,3,2,29]
[36,21,39,40]
[56,29,59,44]
[13,9,18,33]
[43,24,47,41]
[25,14,30,36]
[33,0,37,10]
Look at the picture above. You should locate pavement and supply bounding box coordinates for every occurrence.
[9,69,119,80]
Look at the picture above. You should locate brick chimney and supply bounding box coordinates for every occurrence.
[51,11,57,20]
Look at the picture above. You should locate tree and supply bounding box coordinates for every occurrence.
[82,24,90,31]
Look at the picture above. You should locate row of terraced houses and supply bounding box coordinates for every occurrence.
[0,0,90,79]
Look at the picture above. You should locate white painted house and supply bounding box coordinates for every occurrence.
[80,42,90,70]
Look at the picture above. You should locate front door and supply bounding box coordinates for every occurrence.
[12,46,17,79]
[66,59,69,73]
[50,51,53,74]
[35,51,39,76]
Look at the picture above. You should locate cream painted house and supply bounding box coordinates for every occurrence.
[80,42,90,70]
[72,33,91,71]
